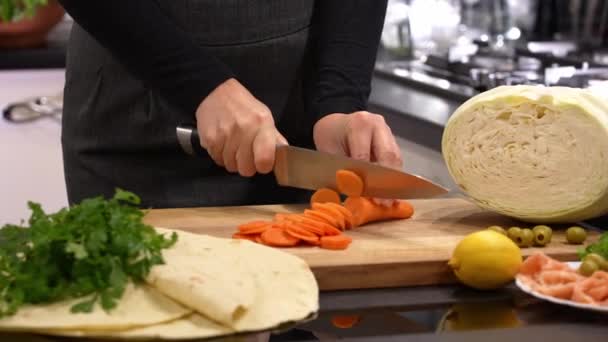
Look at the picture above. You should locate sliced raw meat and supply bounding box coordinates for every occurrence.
[572,271,608,306]
[537,270,584,285]
[519,252,570,276]
[517,253,608,308]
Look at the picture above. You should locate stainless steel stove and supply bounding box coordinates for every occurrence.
[374,41,608,102]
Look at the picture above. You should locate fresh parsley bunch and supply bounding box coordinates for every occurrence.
[579,231,608,261]
[0,189,177,317]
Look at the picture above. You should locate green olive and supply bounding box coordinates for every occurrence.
[517,229,534,248]
[578,259,599,276]
[487,225,507,236]
[532,225,552,246]
[584,253,608,271]
[507,227,522,243]
[566,226,587,244]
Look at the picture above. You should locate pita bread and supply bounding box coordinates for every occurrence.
[147,228,319,330]
[0,283,190,331]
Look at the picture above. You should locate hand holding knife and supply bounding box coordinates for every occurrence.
[176,125,448,199]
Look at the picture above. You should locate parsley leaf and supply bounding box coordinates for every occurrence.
[578,231,608,260]
[0,189,177,317]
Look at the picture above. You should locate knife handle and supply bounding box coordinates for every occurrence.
[176,124,210,158]
[177,125,290,160]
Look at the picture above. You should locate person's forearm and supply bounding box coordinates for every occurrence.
[58,0,234,116]
[307,0,388,120]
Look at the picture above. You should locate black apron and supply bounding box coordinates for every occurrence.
[62,0,317,208]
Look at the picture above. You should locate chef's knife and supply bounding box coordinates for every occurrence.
[176,125,449,199]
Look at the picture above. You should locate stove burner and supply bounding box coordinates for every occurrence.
[375,42,608,101]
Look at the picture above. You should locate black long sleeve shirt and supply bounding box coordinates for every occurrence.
[57,0,387,121]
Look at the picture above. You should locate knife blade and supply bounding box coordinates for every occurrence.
[176,125,449,199]
[274,144,448,199]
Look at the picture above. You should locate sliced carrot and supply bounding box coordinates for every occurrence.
[260,227,300,247]
[288,214,320,226]
[320,235,352,250]
[344,197,414,226]
[255,235,264,244]
[307,238,321,246]
[295,221,326,236]
[274,213,299,222]
[284,223,316,238]
[310,188,341,205]
[238,220,271,234]
[336,169,364,197]
[293,213,341,236]
[232,232,259,242]
[325,202,354,229]
[312,203,346,230]
[285,225,321,244]
[331,315,361,329]
[238,222,272,235]
[304,209,340,229]
[323,224,342,236]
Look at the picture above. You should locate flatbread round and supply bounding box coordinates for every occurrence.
[146,227,257,327]
[0,283,191,332]
[39,313,233,340]
[148,228,319,331]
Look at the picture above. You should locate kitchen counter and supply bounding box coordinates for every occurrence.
[1,73,606,342]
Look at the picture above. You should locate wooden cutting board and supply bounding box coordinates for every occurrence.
[143,197,600,291]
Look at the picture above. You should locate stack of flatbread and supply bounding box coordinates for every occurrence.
[0,227,319,340]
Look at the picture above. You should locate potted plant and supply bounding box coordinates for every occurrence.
[0,0,65,49]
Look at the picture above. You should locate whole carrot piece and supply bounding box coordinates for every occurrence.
[344,197,414,227]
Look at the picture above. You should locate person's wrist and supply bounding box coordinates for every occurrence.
[313,113,348,151]
[195,77,239,120]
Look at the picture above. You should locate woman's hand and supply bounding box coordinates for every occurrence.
[195,78,287,176]
[313,111,403,205]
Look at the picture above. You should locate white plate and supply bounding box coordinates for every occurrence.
[515,261,608,313]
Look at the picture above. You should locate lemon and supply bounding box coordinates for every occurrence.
[448,230,522,290]
[438,302,521,332]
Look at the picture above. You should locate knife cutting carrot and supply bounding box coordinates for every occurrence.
[233,168,415,250]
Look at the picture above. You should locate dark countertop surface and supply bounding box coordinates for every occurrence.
[3,283,607,341]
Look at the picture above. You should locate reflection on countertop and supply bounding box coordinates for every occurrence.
[3,285,607,342]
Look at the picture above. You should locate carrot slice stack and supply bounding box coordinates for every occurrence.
[238,221,273,235]
[232,173,416,251]
[304,209,341,230]
[233,204,354,250]
[325,202,354,229]
[321,235,352,250]
[312,202,346,230]
[260,227,300,247]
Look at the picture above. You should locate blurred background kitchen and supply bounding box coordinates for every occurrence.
[2,0,608,224]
